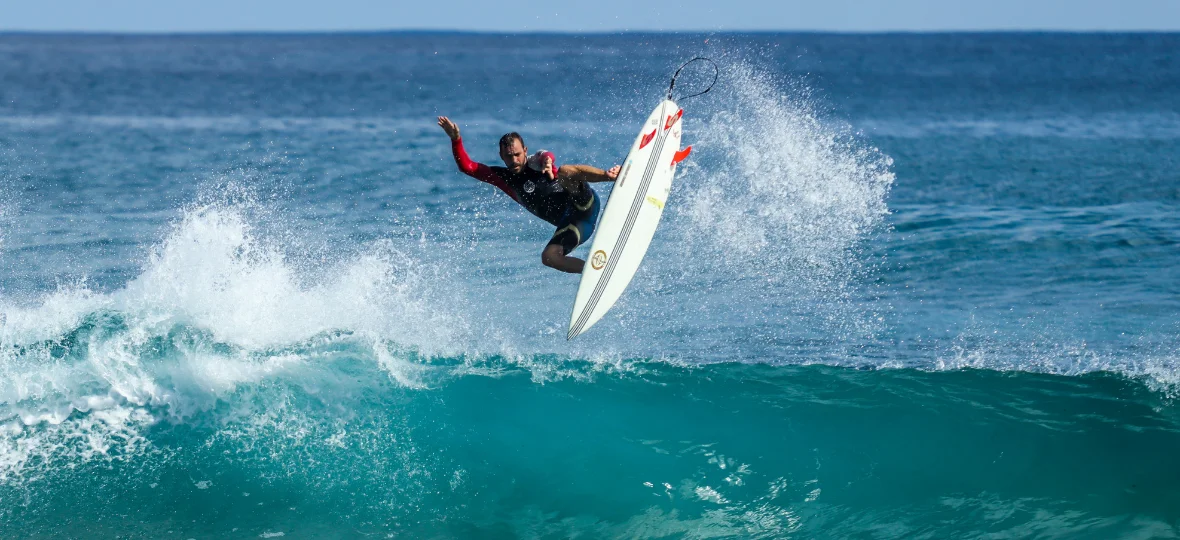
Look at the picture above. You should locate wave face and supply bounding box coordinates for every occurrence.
[4,326,1179,538]
[2,32,1180,537]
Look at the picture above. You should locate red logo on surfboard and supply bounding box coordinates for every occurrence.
[664,109,683,130]
[638,129,656,150]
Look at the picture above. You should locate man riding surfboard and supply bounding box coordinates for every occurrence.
[437,116,619,273]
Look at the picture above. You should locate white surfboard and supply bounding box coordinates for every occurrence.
[568,99,691,339]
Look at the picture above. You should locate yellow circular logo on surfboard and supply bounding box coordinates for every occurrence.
[590,250,607,270]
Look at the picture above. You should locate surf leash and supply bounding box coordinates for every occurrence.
[667,57,719,102]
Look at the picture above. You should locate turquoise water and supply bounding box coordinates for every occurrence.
[1,33,1179,537]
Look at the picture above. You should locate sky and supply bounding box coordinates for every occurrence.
[4,0,1180,33]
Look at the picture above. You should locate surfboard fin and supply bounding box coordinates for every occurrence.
[672,146,692,165]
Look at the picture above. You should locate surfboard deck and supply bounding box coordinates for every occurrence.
[567,99,688,339]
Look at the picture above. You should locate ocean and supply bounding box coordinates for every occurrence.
[1,32,1178,538]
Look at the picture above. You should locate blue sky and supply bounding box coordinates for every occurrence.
[5,0,1180,32]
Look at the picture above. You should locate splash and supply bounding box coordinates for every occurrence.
[118,203,467,351]
[653,63,894,344]
[678,63,893,281]
[0,196,475,483]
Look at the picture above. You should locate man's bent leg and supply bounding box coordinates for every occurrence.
[542,243,585,274]
[544,199,597,274]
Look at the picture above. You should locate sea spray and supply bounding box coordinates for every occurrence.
[678,64,893,268]
[637,62,895,351]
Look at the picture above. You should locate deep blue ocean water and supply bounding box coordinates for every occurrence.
[1,32,1178,538]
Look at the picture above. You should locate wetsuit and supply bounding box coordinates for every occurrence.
[451,138,600,254]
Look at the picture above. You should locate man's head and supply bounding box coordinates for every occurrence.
[498,132,527,173]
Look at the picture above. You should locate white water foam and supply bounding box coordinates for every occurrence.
[933,328,1180,396]
[119,203,466,351]
[0,194,475,483]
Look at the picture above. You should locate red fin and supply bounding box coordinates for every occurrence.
[672,146,692,165]
[638,129,657,150]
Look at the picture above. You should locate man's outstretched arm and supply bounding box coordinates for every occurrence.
[437,116,520,201]
[438,116,483,176]
[556,164,621,191]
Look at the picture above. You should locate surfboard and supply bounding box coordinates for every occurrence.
[567,99,691,339]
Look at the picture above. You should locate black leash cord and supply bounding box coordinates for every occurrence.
[666,57,719,102]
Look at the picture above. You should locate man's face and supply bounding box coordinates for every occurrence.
[499,140,527,173]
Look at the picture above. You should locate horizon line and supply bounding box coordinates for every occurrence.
[2,28,1180,37]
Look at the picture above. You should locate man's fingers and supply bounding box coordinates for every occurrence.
[437,117,460,140]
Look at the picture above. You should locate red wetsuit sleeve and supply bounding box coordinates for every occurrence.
[451,138,518,202]
[543,151,558,178]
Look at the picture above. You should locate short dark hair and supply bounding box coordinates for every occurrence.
[499,132,525,149]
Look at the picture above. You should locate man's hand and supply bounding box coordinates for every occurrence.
[543,154,555,180]
[437,116,461,141]
[606,165,621,181]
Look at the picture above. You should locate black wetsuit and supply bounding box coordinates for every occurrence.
[451,139,600,254]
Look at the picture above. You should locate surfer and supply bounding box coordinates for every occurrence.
[437,116,620,274]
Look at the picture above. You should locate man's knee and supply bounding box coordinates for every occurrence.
[541,244,565,268]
